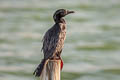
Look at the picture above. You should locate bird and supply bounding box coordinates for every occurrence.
[33,9,74,77]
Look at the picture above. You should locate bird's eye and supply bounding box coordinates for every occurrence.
[60,12,64,16]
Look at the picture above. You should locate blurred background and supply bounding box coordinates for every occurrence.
[0,0,120,80]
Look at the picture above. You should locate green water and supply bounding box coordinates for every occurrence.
[0,0,120,80]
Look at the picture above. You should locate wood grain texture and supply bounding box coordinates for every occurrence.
[40,60,61,80]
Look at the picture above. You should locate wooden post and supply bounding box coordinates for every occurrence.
[40,60,61,80]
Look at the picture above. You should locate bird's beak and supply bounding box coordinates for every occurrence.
[67,10,75,14]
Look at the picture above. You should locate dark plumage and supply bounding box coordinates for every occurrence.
[33,9,74,77]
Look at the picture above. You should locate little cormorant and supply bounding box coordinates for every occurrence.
[33,9,74,77]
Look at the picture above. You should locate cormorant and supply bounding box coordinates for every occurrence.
[33,9,74,77]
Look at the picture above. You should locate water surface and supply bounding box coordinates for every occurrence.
[0,0,120,80]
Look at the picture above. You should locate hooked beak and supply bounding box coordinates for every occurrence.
[67,10,75,14]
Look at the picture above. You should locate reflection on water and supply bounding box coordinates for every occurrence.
[0,0,120,80]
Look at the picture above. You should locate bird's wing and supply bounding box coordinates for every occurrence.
[41,27,60,59]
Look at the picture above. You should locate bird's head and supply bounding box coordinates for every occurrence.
[53,9,74,22]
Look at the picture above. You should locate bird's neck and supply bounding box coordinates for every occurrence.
[55,18,66,24]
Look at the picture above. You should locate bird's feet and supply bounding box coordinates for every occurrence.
[50,56,63,70]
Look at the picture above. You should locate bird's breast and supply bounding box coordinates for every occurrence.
[55,23,66,52]
[59,23,66,41]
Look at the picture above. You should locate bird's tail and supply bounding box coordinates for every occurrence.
[33,59,46,77]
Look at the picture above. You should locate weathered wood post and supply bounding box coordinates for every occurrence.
[40,60,61,80]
